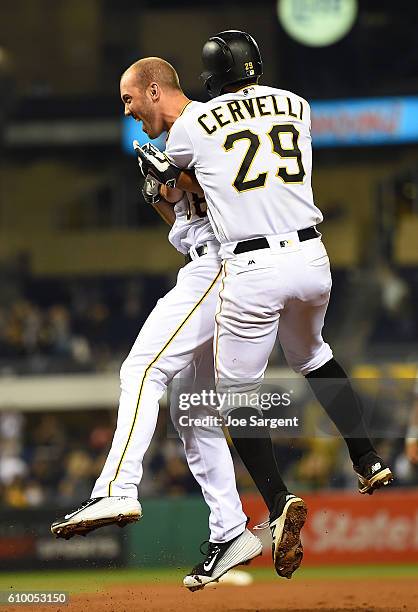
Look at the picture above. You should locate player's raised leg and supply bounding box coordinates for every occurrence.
[51,257,222,539]
[277,238,393,494]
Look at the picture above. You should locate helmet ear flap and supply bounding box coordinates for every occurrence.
[199,70,218,98]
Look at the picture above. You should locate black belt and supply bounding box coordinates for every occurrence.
[233,226,319,255]
[185,244,208,264]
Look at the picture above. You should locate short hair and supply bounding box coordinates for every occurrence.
[123,57,182,92]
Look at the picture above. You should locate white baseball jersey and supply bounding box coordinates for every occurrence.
[165,85,323,244]
[168,192,216,255]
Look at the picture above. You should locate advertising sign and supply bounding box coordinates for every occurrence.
[311,97,418,147]
[0,510,126,570]
[244,490,418,565]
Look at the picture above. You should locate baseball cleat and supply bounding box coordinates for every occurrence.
[183,528,262,591]
[268,493,307,579]
[51,496,142,539]
[354,451,394,495]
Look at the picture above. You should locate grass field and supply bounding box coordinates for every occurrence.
[0,564,417,592]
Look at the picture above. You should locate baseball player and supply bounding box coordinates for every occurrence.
[51,58,263,590]
[136,30,394,578]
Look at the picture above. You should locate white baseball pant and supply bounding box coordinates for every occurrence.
[92,248,247,543]
[214,234,333,414]
[169,341,247,542]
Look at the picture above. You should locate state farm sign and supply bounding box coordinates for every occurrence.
[244,490,418,565]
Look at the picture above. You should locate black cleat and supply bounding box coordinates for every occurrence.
[268,493,307,579]
[354,451,393,495]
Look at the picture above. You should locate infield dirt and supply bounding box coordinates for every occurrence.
[6,577,418,612]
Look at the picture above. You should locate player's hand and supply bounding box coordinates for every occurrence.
[160,184,184,203]
[142,174,161,205]
[133,140,181,188]
[405,438,418,464]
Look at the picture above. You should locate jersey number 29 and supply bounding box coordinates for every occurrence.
[223,124,305,193]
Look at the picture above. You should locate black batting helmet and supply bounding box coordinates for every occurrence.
[200,30,263,98]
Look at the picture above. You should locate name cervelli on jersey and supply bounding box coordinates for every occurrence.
[196,89,305,136]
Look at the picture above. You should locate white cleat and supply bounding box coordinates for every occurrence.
[51,496,142,539]
[183,528,262,591]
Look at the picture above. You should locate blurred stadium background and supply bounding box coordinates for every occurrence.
[0,0,417,604]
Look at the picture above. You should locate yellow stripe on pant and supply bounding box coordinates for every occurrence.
[108,266,222,496]
[214,261,227,385]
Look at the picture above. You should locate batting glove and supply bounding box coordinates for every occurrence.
[133,140,181,188]
[142,174,161,205]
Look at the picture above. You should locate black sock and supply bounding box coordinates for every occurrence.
[306,358,375,465]
[227,407,288,513]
